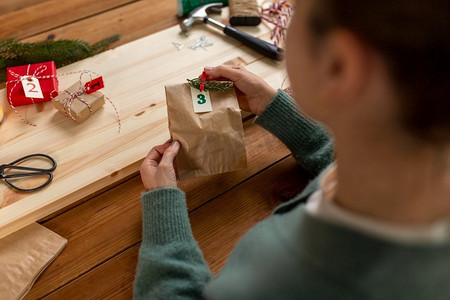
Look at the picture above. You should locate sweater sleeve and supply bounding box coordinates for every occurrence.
[254,89,334,176]
[133,187,212,300]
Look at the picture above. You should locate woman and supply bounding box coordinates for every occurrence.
[134,0,450,298]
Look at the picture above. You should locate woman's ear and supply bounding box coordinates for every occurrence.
[318,29,371,108]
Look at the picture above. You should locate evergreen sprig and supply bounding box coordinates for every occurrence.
[0,35,120,82]
[187,77,234,92]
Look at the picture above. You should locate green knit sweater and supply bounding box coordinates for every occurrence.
[133,90,450,299]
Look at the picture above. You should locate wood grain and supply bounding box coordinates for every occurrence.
[44,245,139,300]
[0,0,138,40]
[0,0,47,14]
[0,18,286,239]
[24,120,290,299]
[0,2,302,298]
[41,156,308,299]
[22,0,179,48]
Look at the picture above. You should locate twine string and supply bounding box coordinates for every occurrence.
[230,0,260,18]
[5,66,121,132]
[58,80,93,122]
[52,70,121,133]
[260,0,293,46]
[6,65,49,126]
[104,95,121,132]
[281,75,294,97]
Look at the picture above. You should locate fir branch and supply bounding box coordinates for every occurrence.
[187,77,234,92]
[91,34,120,54]
[0,35,120,82]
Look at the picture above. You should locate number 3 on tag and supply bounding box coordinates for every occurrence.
[190,86,212,113]
[21,76,44,99]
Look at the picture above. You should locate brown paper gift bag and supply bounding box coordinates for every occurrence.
[0,223,67,300]
[165,83,247,180]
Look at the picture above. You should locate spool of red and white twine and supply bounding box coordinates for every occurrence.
[260,0,293,46]
[5,67,121,132]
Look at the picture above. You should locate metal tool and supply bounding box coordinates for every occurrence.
[180,3,284,61]
[0,154,57,192]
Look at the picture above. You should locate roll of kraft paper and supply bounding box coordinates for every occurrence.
[229,0,261,26]
[177,0,228,17]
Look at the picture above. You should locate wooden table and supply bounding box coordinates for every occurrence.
[1,1,309,298]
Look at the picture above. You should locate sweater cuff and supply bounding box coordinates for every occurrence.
[255,89,333,174]
[141,187,194,245]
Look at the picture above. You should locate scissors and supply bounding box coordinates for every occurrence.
[0,154,57,192]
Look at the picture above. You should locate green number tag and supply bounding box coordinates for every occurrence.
[190,86,212,113]
[197,94,206,104]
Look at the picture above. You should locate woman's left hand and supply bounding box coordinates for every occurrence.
[140,140,180,191]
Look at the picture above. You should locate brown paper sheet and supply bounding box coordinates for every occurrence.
[165,83,247,180]
[0,223,67,300]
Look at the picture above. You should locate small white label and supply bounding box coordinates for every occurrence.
[190,86,212,113]
[21,76,44,99]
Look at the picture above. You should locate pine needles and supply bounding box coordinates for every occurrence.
[0,35,120,82]
[187,78,234,92]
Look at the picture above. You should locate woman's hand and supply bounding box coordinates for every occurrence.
[204,65,277,115]
[140,140,180,191]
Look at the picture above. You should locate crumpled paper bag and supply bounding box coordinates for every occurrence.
[0,223,67,300]
[165,83,247,180]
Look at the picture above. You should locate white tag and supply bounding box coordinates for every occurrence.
[190,86,212,113]
[21,76,44,99]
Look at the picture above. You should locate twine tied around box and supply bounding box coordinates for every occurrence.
[52,71,121,132]
[6,66,121,132]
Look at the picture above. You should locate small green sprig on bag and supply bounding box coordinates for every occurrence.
[187,77,234,92]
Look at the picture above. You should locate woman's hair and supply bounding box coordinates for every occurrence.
[309,0,449,143]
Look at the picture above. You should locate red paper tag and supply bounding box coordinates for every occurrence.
[199,71,207,91]
[85,77,104,94]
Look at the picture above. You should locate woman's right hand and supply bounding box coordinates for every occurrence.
[204,65,277,115]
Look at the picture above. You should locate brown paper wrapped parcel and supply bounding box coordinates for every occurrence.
[165,83,247,180]
[53,82,105,123]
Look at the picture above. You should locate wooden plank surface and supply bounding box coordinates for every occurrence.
[0,15,286,238]
[0,0,48,14]
[24,118,290,299]
[22,0,180,48]
[38,156,308,299]
[0,0,138,40]
[1,1,305,298]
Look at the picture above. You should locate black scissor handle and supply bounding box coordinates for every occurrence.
[4,172,53,192]
[7,153,57,172]
[1,153,57,192]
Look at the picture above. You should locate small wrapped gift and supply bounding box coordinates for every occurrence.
[6,61,58,107]
[53,81,105,123]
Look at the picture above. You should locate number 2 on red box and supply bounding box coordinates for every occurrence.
[21,76,44,99]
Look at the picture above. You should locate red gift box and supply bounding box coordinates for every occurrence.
[6,61,58,107]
